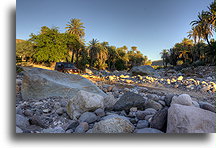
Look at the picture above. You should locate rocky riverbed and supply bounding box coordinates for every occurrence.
[16,66,216,133]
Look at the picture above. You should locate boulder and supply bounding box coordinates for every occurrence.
[164,94,175,106]
[16,114,29,128]
[67,90,104,120]
[145,99,163,111]
[92,115,134,133]
[136,120,149,129]
[131,65,160,77]
[21,68,107,100]
[78,112,98,124]
[94,108,105,117]
[113,92,146,112]
[146,94,160,101]
[199,102,215,113]
[16,126,23,133]
[150,107,168,131]
[74,122,89,133]
[171,94,193,106]
[167,104,216,133]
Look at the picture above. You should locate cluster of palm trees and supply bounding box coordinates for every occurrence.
[64,18,152,71]
[161,1,215,67]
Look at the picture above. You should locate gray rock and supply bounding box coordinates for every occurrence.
[42,127,65,133]
[164,94,175,106]
[192,101,200,108]
[146,94,160,101]
[21,68,107,100]
[74,122,89,133]
[94,108,105,117]
[62,120,79,131]
[113,92,146,111]
[199,102,215,113]
[150,107,168,131]
[16,114,29,128]
[16,126,23,133]
[23,109,33,117]
[78,112,98,124]
[55,107,64,115]
[171,94,193,106]
[131,65,160,77]
[86,129,93,133]
[134,128,163,133]
[144,108,157,115]
[136,120,149,129]
[92,115,134,133]
[136,111,146,120]
[145,115,153,121]
[167,104,216,133]
[145,99,163,111]
[65,129,74,133]
[29,115,48,128]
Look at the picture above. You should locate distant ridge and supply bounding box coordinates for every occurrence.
[16,39,25,43]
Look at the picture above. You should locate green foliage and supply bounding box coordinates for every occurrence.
[16,40,35,61]
[29,27,69,63]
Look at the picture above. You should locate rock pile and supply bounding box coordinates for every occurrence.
[16,67,216,133]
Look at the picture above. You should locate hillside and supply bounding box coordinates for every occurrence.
[16,39,25,43]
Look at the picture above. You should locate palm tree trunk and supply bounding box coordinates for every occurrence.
[205,35,212,47]
[71,51,75,63]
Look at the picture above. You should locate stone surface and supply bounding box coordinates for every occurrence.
[134,128,163,133]
[164,94,175,106]
[146,94,160,101]
[16,114,30,128]
[29,115,49,128]
[92,115,134,133]
[94,108,105,117]
[62,120,79,131]
[136,120,149,129]
[74,122,89,133]
[145,99,163,111]
[171,94,193,106]
[42,127,65,133]
[150,107,168,131]
[21,68,107,100]
[113,92,146,111]
[167,104,216,133]
[78,112,98,124]
[199,102,215,113]
[16,126,23,133]
[131,65,160,77]
[67,90,104,120]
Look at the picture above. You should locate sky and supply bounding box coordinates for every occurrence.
[16,0,213,61]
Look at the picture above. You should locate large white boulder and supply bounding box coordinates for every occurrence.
[67,90,105,120]
[21,68,107,100]
[167,104,216,133]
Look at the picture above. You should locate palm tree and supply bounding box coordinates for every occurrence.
[191,11,213,47]
[88,39,100,68]
[65,18,85,39]
[65,18,85,63]
[187,26,202,44]
[160,49,169,67]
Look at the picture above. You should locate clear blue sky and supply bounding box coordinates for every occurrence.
[16,0,213,61]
